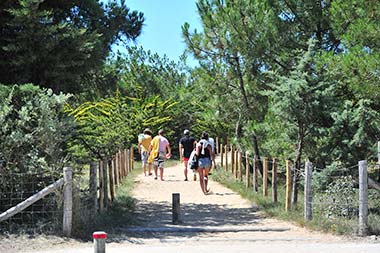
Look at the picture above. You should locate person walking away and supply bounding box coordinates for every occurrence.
[179,129,196,181]
[196,132,214,194]
[148,129,171,180]
[137,128,153,176]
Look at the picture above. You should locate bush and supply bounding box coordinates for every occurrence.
[0,84,74,215]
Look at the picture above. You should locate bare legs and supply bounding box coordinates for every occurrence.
[154,165,158,179]
[197,167,210,194]
[183,160,189,181]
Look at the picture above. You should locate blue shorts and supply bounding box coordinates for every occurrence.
[198,157,211,169]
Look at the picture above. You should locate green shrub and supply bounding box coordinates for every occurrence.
[0,84,74,217]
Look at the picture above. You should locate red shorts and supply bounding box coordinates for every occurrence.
[183,157,189,162]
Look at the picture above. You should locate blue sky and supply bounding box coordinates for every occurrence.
[124,0,202,63]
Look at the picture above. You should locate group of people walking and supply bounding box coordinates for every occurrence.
[137,128,214,195]
[137,128,171,181]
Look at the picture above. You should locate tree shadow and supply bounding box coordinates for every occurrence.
[109,199,261,242]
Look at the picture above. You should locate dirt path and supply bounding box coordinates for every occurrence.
[4,161,377,253]
[114,162,344,243]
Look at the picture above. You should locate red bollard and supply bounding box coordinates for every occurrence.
[93,231,107,253]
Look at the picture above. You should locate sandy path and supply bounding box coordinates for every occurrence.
[116,161,345,243]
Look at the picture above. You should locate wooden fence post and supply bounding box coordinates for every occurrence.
[220,143,224,167]
[109,158,115,202]
[252,155,258,192]
[358,160,368,236]
[238,151,242,181]
[99,161,104,212]
[285,160,292,211]
[304,161,313,221]
[118,151,122,179]
[231,145,235,175]
[102,159,109,209]
[216,137,219,154]
[225,145,228,172]
[114,153,119,186]
[263,157,268,196]
[234,150,238,179]
[272,158,277,203]
[89,161,98,214]
[124,149,128,176]
[125,149,131,172]
[63,167,73,237]
[245,152,250,188]
[130,147,134,170]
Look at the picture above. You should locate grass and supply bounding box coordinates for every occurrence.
[72,162,142,239]
[210,165,380,236]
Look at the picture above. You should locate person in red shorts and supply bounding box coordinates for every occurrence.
[179,129,196,181]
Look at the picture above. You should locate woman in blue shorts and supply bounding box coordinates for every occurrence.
[196,132,214,194]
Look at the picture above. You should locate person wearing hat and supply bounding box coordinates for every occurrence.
[137,128,153,176]
[179,129,196,181]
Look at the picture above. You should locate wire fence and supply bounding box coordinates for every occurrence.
[0,171,63,234]
[215,140,380,235]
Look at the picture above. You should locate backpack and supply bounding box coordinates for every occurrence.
[188,150,198,171]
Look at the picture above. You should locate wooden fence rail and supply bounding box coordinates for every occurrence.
[0,146,135,237]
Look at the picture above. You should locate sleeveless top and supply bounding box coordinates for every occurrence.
[198,139,210,159]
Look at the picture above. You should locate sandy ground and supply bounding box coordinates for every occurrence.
[1,161,379,252]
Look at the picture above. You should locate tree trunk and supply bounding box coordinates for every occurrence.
[252,134,263,176]
[291,128,304,205]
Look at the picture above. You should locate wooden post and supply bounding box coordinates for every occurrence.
[225,145,228,172]
[252,155,258,192]
[358,160,368,236]
[114,153,119,186]
[172,193,181,224]
[304,161,313,221]
[109,158,115,202]
[231,145,235,175]
[89,161,98,214]
[245,152,250,188]
[238,151,242,181]
[124,149,128,176]
[285,160,292,211]
[102,159,109,209]
[220,143,224,167]
[126,149,130,174]
[272,158,277,203]
[130,147,134,171]
[263,157,268,196]
[216,137,219,154]
[99,160,104,212]
[115,150,121,178]
[63,167,73,237]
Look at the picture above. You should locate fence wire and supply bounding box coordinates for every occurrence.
[0,171,63,234]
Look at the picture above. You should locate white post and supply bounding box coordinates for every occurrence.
[358,160,368,236]
[93,231,107,253]
[63,167,73,237]
[304,161,313,221]
[378,141,380,164]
